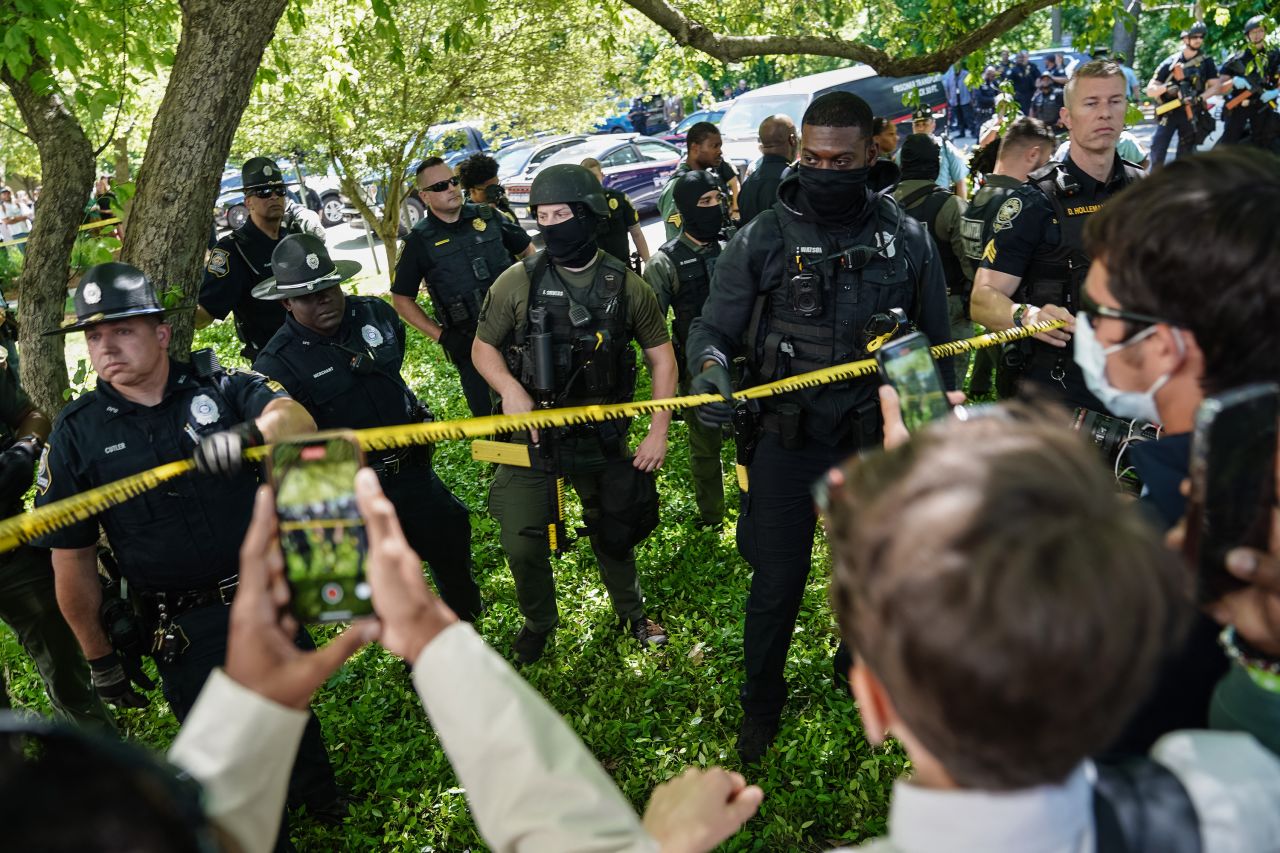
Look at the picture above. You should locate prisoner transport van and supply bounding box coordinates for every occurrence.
[718,64,948,175]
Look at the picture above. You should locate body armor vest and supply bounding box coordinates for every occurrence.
[515,253,637,406]
[899,184,967,297]
[959,181,1019,263]
[658,237,717,348]
[412,203,511,331]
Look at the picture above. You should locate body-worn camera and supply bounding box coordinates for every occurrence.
[789,271,824,317]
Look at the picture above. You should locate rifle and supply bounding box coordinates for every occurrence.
[1156,63,1199,121]
[522,306,572,555]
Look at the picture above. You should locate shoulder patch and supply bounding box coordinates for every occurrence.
[993,197,1022,232]
[983,240,998,263]
[207,248,230,278]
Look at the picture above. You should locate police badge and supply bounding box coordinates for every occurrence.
[361,324,384,346]
[472,217,487,232]
[190,394,220,426]
[82,283,102,305]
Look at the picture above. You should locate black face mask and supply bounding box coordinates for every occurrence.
[682,204,723,242]
[542,215,598,267]
[796,164,871,224]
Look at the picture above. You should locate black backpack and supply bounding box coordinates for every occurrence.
[1092,756,1201,853]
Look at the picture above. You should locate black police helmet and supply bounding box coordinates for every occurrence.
[1244,15,1266,36]
[252,233,361,301]
[1187,22,1207,38]
[528,164,609,218]
[46,262,181,335]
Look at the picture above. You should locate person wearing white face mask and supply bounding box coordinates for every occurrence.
[1072,146,1280,757]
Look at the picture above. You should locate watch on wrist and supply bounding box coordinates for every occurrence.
[1012,304,1029,328]
[1220,625,1280,694]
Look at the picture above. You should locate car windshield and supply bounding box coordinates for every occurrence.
[718,95,808,138]
[675,113,708,134]
[538,139,612,169]
[494,144,535,179]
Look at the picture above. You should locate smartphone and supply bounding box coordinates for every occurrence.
[268,431,373,623]
[1184,383,1280,604]
[875,331,950,433]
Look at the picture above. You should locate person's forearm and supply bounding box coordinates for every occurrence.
[472,339,523,399]
[51,548,112,659]
[517,244,535,259]
[645,345,677,434]
[255,398,316,443]
[630,226,650,261]
[971,276,1018,331]
[195,305,215,330]
[392,294,444,342]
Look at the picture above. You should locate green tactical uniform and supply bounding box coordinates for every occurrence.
[476,251,669,633]
[0,355,113,729]
[644,233,724,525]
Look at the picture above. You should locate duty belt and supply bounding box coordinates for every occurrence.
[139,576,239,616]
[367,447,418,475]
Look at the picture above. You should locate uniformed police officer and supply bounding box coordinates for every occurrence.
[35,263,344,826]
[686,91,954,763]
[197,156,326,361]
[1145,24,1219,167]
[957,117,1056,397]
[1218,15,1280,148]
[471,164,677,665]
[644,170,727,528]
[252,234,482,622]
[391,157,534,418]
[0,355,113,729]
[581,158,650,270]
[971,60,1144,415]
[736,115,797,226]
[658,123,739,239]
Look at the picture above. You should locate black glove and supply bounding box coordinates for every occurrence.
[438,327,474,364]
[690,364,735,427]
[194,421,262,479]
[0,439,37,506]
[88,651,151,709]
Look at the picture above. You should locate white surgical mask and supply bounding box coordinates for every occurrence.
[1074,314,1183,424]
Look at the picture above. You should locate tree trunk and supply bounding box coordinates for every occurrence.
[1,57,95,416]
[1051,7,1063,45]
[121,0,289,359]
[1112,0,1141,61]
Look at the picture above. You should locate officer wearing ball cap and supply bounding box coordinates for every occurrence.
[907,105,969,197]
[252,234,483,622]
[34,262,345,832]
[1218,15,1280,147]
[471,163,677,666]
[197,156,326,361]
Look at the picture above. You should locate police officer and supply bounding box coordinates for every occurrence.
[1146,24,1219,167]
[686,91,954,763]
[457,151,519,226]
[391,157,534,418]
[737,115,797,225]
[197,156,326,361]
[1218,16,1280,148]
[971,60,1144,414]
[471,164,677,665]
[35,263,344,826]
[644,170,727,529]
[252,234,482,622]
[893,134,975,380]
[581,157,650,270]
[958,117,1056,397]
[0,354,112,729]
[658,123,739,239]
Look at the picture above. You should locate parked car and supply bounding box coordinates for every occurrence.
[494,134,590,182]
[214,159,344,231]
[504,134,681,226]
[394,122,501,226]
[592,94,671,135]
[715,65,949,175]
[661,103,730,148]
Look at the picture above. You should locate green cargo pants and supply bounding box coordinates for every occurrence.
[0,545,115,729]
[682,374,725,525]
[488,434,646,633]
[948,293,974,382]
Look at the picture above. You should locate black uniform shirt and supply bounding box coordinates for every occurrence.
[390,205,531,299]
[1154,50,1218,94]
[599,187,640,264]
[737,154,791,225]
[34,359,287,590]
[254,296,418,432]
[201,219,290,352]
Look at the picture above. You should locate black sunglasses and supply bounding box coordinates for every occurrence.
[419,176,460,193]
[1078,289,1168,330]
[250,186,286,199]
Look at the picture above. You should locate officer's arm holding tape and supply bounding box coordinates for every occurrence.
[194,377,316,479]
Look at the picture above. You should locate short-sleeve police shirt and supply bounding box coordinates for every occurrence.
[34,359,288,590]
[200,220,289,351]
[599,188,640,264]
[390,207,532,299]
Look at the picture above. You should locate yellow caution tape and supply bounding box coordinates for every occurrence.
[0,217,122,249]
[0,320,1064,553]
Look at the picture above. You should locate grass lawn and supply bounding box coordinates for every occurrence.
[0,303,908,851]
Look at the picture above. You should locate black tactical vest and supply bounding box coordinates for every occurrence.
[899,184,967,297]
[959,181,1019,263]
[412,203,512,331]
[658,237,718,348]
[515,253,637,406]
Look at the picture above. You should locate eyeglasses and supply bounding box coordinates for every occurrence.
[419,176,460,193]
[1078,289,1167,331]
[250,187,286,199]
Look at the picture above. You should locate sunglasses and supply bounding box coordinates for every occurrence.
[250,187,286,199]
[419,176,460,193]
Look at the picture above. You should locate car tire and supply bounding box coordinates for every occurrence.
[401,195,424,234]
[610,126,624,134]
[319,193,345,228]
[305,188,322,213]
[226,203,248,231]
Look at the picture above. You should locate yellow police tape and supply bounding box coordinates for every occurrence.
[0,320,1065,554]
[0,217,123,249]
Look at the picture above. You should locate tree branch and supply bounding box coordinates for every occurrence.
[619,0,1066,76]
[0,118,31,139]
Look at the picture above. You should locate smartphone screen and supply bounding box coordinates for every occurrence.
[269,431,373,623]
[1185,383,1280,604]
[876,331,950,433]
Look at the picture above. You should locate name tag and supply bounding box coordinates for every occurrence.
[104,442,126,454]
[312,367,334,378]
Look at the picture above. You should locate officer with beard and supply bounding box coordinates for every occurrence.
[644,170,728,529]
[685,91,954,763]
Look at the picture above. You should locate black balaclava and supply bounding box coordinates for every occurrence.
[541,202,599,267]
[673,170,724,242]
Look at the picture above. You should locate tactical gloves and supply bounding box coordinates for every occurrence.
[690,364,735,427]
[438,327,474,364]
[88,651,153,709]
[1233,75,1251,90]
[194,421,263,479]
[0,438,38,507]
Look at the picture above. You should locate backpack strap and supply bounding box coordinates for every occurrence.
[1092,757,1202,853]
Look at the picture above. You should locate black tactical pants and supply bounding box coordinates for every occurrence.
[1150,112,1195,168]
[380,463,482,621]
[447,341,495,418]
[737,432,859,721]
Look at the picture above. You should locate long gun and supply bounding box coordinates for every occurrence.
[1155,63,1199,120]
[526,306,572,556]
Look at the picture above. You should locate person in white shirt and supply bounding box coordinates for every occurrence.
[0,187,31,252]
